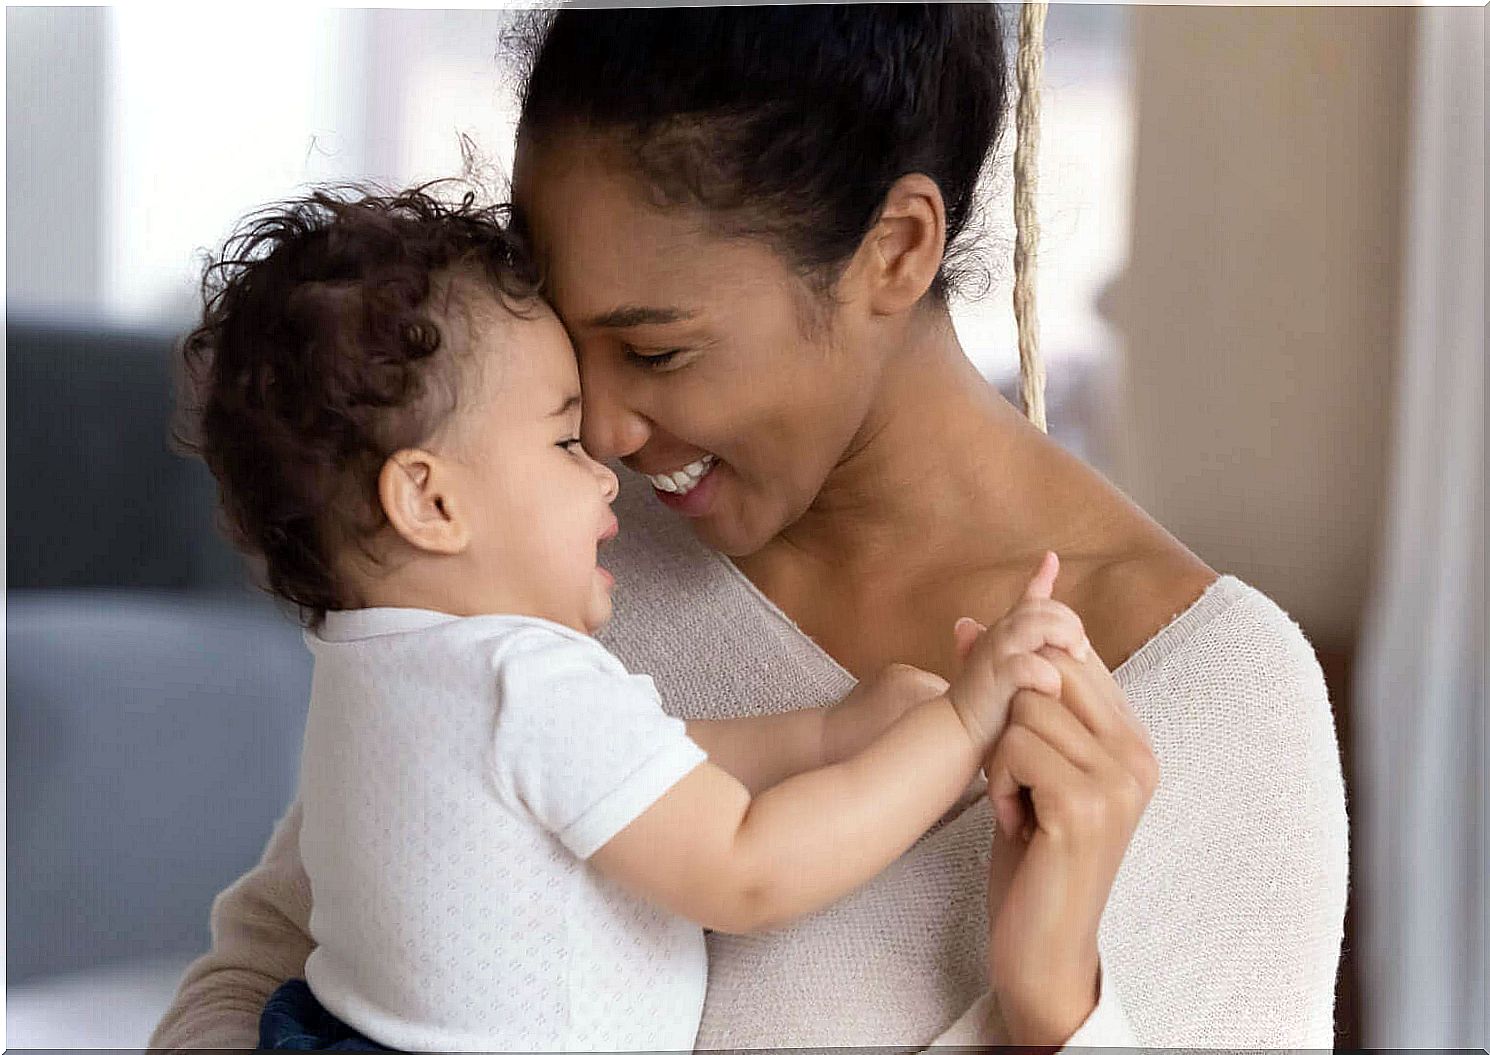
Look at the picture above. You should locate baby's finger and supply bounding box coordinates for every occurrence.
[991,603,1091,663]
[1021,550,1060,603]
[952,617,987,663]
[1002,651,1063,699]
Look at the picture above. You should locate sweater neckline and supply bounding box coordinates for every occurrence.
[710,549,1247,688]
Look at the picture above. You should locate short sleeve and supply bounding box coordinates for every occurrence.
[487,628,707,860]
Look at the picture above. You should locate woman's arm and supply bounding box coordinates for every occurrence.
[930,596,1348,1049]
[930,958,1137,1049]
[148,801,314,1050]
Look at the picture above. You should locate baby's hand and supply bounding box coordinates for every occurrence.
[823,662,950,765]
[945,551,1090,751]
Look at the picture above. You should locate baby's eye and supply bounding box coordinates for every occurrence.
[557,437,583,454]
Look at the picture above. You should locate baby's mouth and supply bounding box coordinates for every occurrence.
[646,454,716,497]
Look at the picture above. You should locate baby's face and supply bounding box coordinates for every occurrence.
[442,299,620,634]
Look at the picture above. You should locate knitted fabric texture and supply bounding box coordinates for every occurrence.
[149,471,1348,1050]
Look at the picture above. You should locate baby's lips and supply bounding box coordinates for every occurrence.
[598,516,620,543]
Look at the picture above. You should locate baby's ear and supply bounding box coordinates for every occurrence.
[378,449,470,555]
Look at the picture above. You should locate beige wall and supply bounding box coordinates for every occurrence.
[1108,7,1414,648]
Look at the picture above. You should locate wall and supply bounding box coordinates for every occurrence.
[1109,7,1413,648]
[6,8,109,315]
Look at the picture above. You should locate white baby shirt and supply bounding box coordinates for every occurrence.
[298,607,710,1052]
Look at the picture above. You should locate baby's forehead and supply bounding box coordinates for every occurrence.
[433,266,540,331]
[430,274,540,365]
[435,283,577,411]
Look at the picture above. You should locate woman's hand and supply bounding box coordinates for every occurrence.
[953,604,1160,1046]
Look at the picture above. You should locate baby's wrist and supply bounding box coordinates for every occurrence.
[818,700,849,766]
[944,690,993,755]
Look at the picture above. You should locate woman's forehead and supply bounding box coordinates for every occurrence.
[522,151,695,255]
[518,164,717,321]
[514,136,803,333]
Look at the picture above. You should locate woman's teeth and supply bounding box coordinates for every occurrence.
[648,454,716,495]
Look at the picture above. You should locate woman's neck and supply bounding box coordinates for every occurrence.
[758,311,1096,585]
[732,309,1213,679]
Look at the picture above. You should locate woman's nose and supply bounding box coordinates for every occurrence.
[578,353,650,461]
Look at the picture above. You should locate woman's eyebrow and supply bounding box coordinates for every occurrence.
[583,305,695,329]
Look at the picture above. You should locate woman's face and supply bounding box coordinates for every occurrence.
[514,137,888,557]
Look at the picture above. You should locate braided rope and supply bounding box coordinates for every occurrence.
[1014,2,1048,432]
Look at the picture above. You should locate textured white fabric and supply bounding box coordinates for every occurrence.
[935,964,1136,1050]
[151,470,1348,1051]
[300,608,708,1052]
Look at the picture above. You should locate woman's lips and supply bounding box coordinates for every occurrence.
[653,458,721,518]
[645,453,717,495]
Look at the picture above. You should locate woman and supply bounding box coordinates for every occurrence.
[152,7,1347,1048]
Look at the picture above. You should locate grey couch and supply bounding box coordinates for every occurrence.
[7,317,313,1043]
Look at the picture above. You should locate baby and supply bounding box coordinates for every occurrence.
[181,186,1089,1052]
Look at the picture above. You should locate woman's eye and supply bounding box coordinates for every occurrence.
[622,346,685,371]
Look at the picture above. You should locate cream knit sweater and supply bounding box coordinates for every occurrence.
[151,474,1349,1050]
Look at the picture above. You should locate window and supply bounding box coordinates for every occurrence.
[11,6,1133,400]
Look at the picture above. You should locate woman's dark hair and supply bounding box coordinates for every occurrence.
[512,4,1009,301]
[178,184,540,626]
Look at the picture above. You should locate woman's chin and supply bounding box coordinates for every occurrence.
[686,508,773,560]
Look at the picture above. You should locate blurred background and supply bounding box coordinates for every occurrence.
[6,4,1484,1049]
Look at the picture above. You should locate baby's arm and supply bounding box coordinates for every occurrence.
[593,553,1085,934]
[686,664,949,793]
[593,691,984,933]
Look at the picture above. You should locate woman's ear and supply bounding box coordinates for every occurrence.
[378,449,471,556]
[861,173,947,316]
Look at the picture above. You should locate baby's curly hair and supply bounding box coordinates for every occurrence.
[178,183,541,626]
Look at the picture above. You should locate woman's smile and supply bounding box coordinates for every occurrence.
[644,453,716,495]
[647,454,723,517]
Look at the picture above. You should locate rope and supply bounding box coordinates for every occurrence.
[1014,2,1048,432]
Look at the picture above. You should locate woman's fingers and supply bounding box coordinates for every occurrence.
[1036,647,1162,802]
[1031,645,1127,740]
[1007,688,1106,773]
[985,689,1112,840]
[1038,646,1158,770]
[985,717,1085,841]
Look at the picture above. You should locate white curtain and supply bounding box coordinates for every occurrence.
[1354,6,1486,1049]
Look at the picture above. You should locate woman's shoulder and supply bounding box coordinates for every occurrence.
[1098,556,1345,840]
[1079,539,1325,697]
[1093,551,1333,739]
[1077,546,1219,672]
